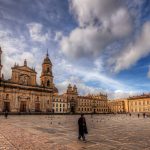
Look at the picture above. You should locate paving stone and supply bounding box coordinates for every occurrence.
[0,114,150,150]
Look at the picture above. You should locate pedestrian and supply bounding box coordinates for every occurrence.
[129,113,131,117]
[4,110,8,119]
[143,113,146,118]
[78,114,88,141]
[138,113,140,118]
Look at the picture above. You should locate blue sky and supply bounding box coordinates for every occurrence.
[0,0,150,99]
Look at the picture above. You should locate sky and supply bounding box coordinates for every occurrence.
[0,0,150,99]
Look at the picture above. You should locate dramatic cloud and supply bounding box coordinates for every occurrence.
[60,0,132,59]
[110,22,150,73]
[0,0,149,99]
[27,23,50,43]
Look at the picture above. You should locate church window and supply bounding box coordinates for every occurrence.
[47,80,50,86]
[47,67,50,73]
[6,94,9,99]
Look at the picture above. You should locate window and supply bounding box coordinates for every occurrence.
[56,103,58,107]
[6,94,9,99]
[47,80,50,86]
[47,67,50,73]
[60,104,61,107]
[63,104,65,107]
[60,108,61,112]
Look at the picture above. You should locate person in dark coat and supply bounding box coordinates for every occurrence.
[78,114,88,141]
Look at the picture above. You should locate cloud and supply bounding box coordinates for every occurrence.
[147,66,150,78]
[110,22,150,73]
[27,22,50,43]
[60,0,132,60]
[108,90,141,100]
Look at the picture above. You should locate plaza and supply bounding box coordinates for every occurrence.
[0,114,150,150]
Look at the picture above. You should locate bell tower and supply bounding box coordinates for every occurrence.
[40,50,53,88]
[0,47,3,79]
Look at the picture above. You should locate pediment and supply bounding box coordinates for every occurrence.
[12,66,36,73]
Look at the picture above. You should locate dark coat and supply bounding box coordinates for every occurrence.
[78,116,88,136]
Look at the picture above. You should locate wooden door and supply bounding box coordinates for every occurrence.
[35,103,40,112]
[20,101,26,112]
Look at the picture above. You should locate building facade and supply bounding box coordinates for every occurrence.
[108,99,127,113]
[77,94,109,114]
[108,94,150,114]
[0,47,109,114]
[0,48,58,112]
[127,94,150,113]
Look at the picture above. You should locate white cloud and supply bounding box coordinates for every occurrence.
[110,22,150,73]
[147,66,150,78]
[60,0,132,60]
[53,58,131,96]
[27,22,50,43]
[54,31,63,42]
[108,90,141,100]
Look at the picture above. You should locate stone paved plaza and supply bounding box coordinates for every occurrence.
[0,114,150,150]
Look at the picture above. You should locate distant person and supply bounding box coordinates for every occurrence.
[4,110,8,119]
[129,113,131,117]
[138,113,140,118]
[78,114,88,141]
[143,113,146,118]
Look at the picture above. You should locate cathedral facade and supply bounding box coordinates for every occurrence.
[0,48,58,112]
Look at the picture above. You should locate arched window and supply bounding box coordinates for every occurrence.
[6,94,9,99]
[47,80,50,86]
[47,67,50,73]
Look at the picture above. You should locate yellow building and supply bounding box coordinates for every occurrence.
[108,99,127,113]
[127,94,150,113]
[77,93,109,114]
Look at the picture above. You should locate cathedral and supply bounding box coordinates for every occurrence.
[0,47,109,114]
[0,48,59,112]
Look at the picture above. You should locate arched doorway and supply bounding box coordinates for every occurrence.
[35,103,40,112]
[3,102,10,112]
[71,106,75,113]
[20,101,27,112]
[70,98,76,114]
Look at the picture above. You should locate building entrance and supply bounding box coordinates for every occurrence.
[3,102,10,112]
[20,101,26,112]
[35,103,40,112]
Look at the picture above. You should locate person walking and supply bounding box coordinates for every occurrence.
[78,114,88,141]
[138,113,140,118]
[143,113,146,118]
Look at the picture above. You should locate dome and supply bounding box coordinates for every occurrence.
[43,52,52,65]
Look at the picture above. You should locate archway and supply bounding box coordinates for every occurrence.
[3,102,10,112]
[20,101,27,112]
[35,103,40,112]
